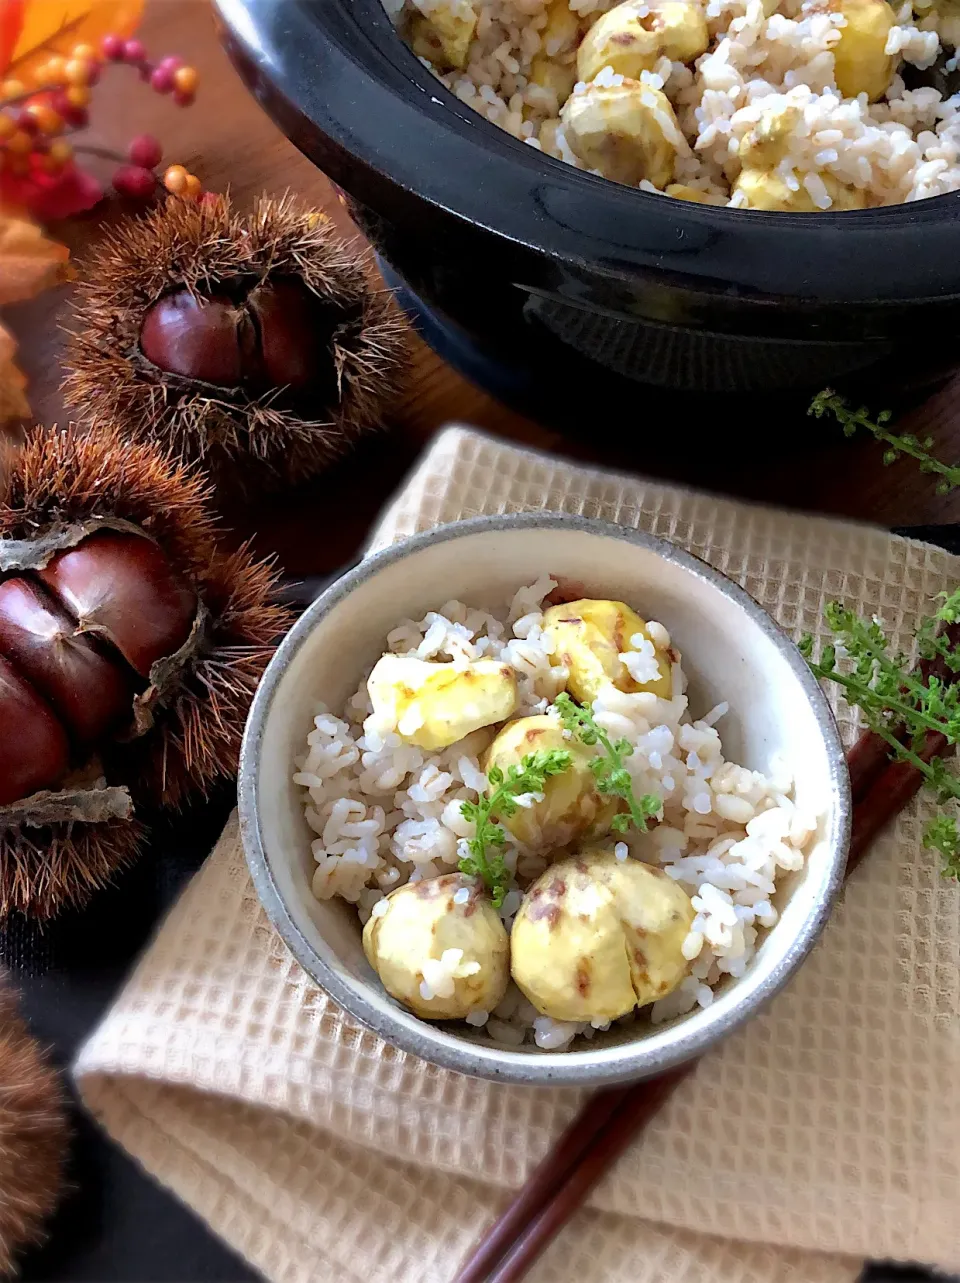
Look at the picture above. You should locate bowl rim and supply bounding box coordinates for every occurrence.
[214,0,960,324]
[239,511,851,1086]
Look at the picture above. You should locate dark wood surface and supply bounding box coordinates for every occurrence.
[4,0,960,586]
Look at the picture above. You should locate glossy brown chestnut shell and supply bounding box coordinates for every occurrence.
[0,577,136,748]
[0,657,69,807]
[0,426,289,918]
[37,530,198,680]
[0,528,195,797]
[139,278,335,398]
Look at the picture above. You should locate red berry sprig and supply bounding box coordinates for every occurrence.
[0,32,201,219]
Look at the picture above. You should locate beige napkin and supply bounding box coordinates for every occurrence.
[74,426,960,1283]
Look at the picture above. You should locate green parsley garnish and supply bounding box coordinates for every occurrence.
[552,691,661,835]
[459,748,573,907]
[799,589,960,879]
[810,390,960,496]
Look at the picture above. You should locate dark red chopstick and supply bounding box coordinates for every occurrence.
[848,727,944,868]
[456,719,947,1283]
[483,1067,693,1283]
[454,1085,632,1283]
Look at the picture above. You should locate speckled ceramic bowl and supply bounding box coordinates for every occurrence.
[238,513,850,1085]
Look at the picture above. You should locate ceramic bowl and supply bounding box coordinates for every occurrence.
[238,513,850,1085]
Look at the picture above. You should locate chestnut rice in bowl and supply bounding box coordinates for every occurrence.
[384,0,960,209]
[240,517,849,1084]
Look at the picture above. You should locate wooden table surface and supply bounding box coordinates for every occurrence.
[6,0,960,581]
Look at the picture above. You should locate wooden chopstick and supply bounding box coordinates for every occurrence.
[454,1085,633,1283]
[456,716,951,1283]
[848,727,945,868]
[482,1067,693,1283]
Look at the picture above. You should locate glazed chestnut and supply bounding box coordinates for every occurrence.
[0,578,133,746]
[0,656,69,806]
[37,531,198,678]
[139,277,334,394]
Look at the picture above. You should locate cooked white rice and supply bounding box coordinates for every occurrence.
[294,578,818,1051]
[386,0,960,206]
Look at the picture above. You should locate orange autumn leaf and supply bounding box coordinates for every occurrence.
[0,1,24,73]
[0,210,72,306]
[2,0,143,82]
[0,321,30,423]
[0,211,71,424]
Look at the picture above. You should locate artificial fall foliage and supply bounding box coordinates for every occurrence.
[1,3,199,220]
[0,210,71,426]
[0,0,142,88]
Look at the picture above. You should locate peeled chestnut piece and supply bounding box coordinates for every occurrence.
[139,277,336,397]
[0,579,133,747]
[37,531,197,679]
[0,657,69,806]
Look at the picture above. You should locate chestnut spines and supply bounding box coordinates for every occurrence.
[0,578,134,747]
[0,984,68,1269]
[0,657,69,806]
[37,531,198,679]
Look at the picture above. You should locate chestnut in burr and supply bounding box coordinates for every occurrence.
[0,427,289,918]
[62,194,408,491]
[37,530,197,679]
[0,578,134,747]
[0,658,69,807]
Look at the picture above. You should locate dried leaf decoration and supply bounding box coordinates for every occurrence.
[0,214,72,304]
[0,0,143,85]
[0,325,29,423]
[0,1,23,73]
[0,212,71,425]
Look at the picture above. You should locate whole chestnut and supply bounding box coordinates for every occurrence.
[37,531,198,679]
[0,656,69,806]
[0,528,201,812]
[0,578,133,746]
[138,291,244,386]
[139,276,337,397]
[63,194,410,493]
[247,278,331,392]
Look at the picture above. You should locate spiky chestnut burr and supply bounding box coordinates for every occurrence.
[61,194,409,491]
[0,980,67,1275]
[0,427,289,918]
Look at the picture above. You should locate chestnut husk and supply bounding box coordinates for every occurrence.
[0,427,289,918]
[0,979,68,1275]
[61,194,409,491]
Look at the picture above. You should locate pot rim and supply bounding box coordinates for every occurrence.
[215,0,960,319]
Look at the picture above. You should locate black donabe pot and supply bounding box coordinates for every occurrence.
[215,0,960,407]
